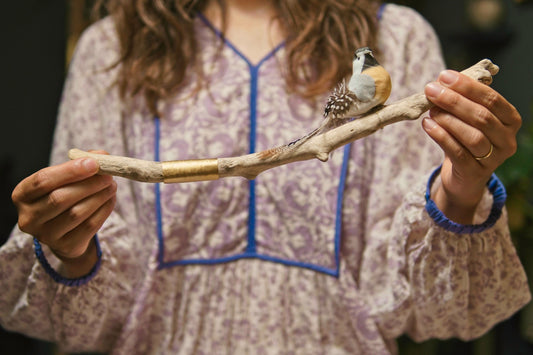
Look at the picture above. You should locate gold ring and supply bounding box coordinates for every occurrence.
[474,143,494,161]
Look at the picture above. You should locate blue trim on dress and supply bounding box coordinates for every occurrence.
[246,65,259,254]
[156,15,352,276]
[158,252,342,276]
[33,236,102,286]
[334,144,352,273]
[155,132,351,276]
[246,179,257,253]
[156,166,350,276]
[425,165,507,234]
[197,12,286,67]
[377,3,387,21]
[154,117,166,265]
[198,12,283,255]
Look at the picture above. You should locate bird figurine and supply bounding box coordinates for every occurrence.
[290,47,391,146]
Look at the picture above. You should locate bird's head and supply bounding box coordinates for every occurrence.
[352,47,379,74]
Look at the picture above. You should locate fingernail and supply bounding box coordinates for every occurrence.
[422,117,437,131]
[81,158,98,173]
[439,70,458,86]
[425,82,444,98]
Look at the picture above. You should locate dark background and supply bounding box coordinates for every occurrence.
[1,1,532,354]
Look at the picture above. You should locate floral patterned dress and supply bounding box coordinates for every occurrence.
[0,4,530,355]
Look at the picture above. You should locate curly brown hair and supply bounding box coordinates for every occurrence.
[93,0,381,115]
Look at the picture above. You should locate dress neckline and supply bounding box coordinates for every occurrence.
[196,12,286,69]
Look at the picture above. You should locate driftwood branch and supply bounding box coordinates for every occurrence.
[69,59,499,183]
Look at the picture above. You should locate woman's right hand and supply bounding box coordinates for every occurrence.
[12,156,116,276]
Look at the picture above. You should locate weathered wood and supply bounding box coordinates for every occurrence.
[69,59,499,183]
[68,149,164,182]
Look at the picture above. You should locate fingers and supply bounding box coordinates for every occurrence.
[12,157,117,259]
[18,174,115,228]
[421,70,521,217]
[424,70,521,164]
[431,70,521,129]
[13,158,100,203]
[422,116,487,170]
[427,107,494,162]
[39,181,117,244]
[425,81,500,155]
[51,195,116,260]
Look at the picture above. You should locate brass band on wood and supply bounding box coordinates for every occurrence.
[162,159,219,183]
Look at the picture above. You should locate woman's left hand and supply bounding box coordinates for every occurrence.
[422,70,522,224]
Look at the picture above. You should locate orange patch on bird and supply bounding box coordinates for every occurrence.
[363,65,392,103]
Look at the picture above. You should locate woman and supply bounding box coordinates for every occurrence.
[1,0,529,354]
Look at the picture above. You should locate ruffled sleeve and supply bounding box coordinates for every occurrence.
[365,169,531,342]
[0,18,151,353]
[406,182,530,341]
[356,3,531,342]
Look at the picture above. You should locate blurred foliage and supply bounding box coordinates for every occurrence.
[496,102,533,235]
[498,101,533,347]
